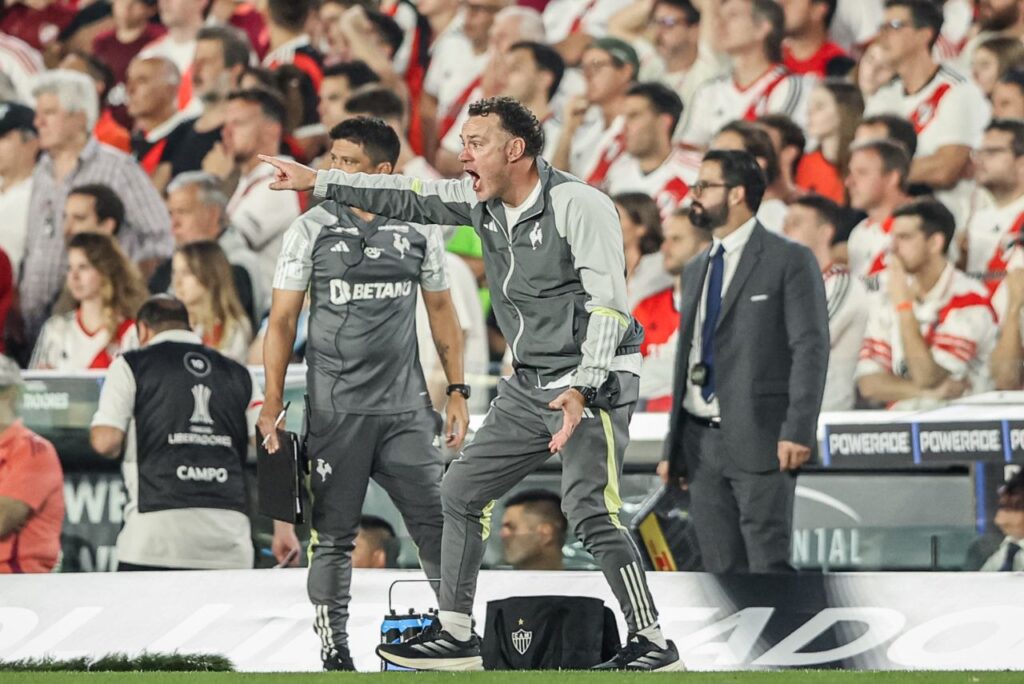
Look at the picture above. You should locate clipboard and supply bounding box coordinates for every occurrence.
[256,429,305,524]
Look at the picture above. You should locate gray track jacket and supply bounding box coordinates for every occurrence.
[312,157,643,389]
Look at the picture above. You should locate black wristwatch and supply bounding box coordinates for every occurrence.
[446,384,471,399]
[571,385,597,406]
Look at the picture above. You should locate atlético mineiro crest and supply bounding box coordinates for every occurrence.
[511,627,532,655]
[529,222,542,250]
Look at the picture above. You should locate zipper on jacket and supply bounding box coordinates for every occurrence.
[492,208,526,364]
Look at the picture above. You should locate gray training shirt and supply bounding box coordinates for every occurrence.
[273,201,449,414]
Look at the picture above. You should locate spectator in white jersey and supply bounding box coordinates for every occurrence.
[993,69,1024,119]
[605,82,700,220]
[612,193,674,311]
[864,0,989,227]
[856,199,998,409]
[498,41,565,160]
[784,194,868,411]
[679,0,808,149]
[551,36,638,184]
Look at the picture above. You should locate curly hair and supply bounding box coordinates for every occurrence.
[467,96,545,158]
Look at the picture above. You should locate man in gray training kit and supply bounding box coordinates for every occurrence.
[261,96,683,672]
[258,117,469,671]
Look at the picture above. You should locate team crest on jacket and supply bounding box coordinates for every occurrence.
[393,233,410,258]
[511,627,532,655]
[529,222,542,250]
[316,458,333,482]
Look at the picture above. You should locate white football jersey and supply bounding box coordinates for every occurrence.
[29,311,138,371]
[823,264,869,411]
[964,193,1024,293]
[678,65,809,149]
[856,264,997,395]
[605,146,702,220]
[847,215,894,285]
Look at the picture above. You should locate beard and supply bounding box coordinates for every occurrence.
[980,3,1019,32]
[689,199,729,231]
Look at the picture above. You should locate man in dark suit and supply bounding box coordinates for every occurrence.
[661,149,829,573]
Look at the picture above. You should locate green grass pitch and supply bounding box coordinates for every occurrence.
[1,672,1020,683]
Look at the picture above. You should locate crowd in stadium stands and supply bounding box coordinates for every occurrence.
[3,0,1024,570]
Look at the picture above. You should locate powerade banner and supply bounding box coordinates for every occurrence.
[1,570,1022,671]
[823,420,1024,466]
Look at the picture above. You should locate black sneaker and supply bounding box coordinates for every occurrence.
[375,620,483,671]
[592,634,685,671]
[323,648,356,671]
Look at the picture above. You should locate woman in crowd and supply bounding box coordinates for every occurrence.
[796,79,864,205]
[613,193,674,311]
[30,233,147,370]
[171,241,252,363]
[972,36,1024,98]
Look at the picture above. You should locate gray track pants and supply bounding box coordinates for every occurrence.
[439,370,659,634]
[306,407,443,658]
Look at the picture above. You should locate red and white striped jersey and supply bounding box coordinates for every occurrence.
[964,193,1024,294]
[605,146,702,220]
[855,264,997,393]
[865,65,990,226]
[847,215,893,284]
[542,0,633,44]
[29,311,138,371]
[0,33,43,103]
[569,111,626,186]
[678,65,809,149]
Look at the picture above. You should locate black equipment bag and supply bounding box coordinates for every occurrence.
[481,595,620,670]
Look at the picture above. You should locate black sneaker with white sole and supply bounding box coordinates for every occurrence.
[592,634,685,671]
[375,620,483,671]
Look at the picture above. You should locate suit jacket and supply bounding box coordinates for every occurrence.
[664,221,830,474]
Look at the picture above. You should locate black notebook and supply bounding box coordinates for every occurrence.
[256,429,305,524]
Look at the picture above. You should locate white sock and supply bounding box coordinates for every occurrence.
[638,624,667,649]
[438,610,472,641]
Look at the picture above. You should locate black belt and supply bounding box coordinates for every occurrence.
[685,412,721,429]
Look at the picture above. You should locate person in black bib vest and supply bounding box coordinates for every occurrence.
[90,295,264,571]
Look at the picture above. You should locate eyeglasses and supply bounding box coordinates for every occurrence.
[581,60,616,76]
[878,19,911,33]
[651,16,685,29]
[692,181,730,197]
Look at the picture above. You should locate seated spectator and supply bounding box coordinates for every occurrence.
[31,233,147,371]
[138,0,205,115]
[795,80,864,204]
[261,0,324,139]
[991,266,1024,390]
[606,82,699,220]
[855,113,919,160]
[971,36,1024,99]
[160,26,249,182]
[757,114,807,206]
[209,88,302,293]
[634,207,709,412]
[343,86,440,180]
[500,489,567,571]
[964,470,1024,572]
[153,171,262,321]
[58,50,132,153]
[126,55,190,189]
[21,69,171,346]
[856,199,998,409]
[353,515,398,569]
[89,295,262,571]
[712,120,789,233]
[784,195,868,411]
[679,0,808,149]
[993,69,1024,119]
[963,119,1024,294]
[498,41,564,161]
[91,0,166,129]
[0,101,38,281]
[63,184,124,239]
[844,139,912,286]
[856,41,895,100]
[319,61,382,138]
[552,37,638,183]
[781,0,847,77]
[864,0,989,228]
[613,193,674,311]
[171,241,253,363]
[0,355,64,574]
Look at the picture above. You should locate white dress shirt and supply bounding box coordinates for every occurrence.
[980,536,1024,572]
[682,216,757,419]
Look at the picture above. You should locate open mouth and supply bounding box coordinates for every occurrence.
[466,170,481,192]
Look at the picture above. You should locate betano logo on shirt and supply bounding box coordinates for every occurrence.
[329,279,413,305]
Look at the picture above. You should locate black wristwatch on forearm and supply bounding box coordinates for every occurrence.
[571,385,597,406]
[446,384,471,399]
